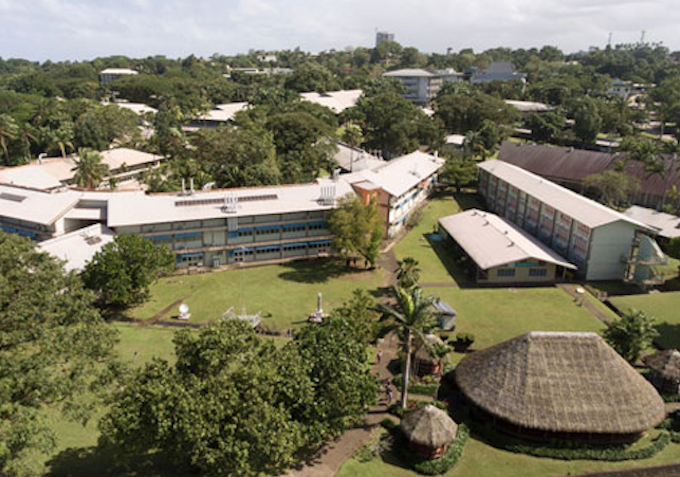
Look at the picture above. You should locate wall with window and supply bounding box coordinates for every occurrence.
[483,261,557,284]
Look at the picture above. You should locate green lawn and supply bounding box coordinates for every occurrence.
[338,430,680,477]
[131,259,384,331]
[609,292,680,349]
[394,194,481,285]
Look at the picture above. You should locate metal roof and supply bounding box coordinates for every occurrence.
[625,206,680,239]
[479,160,651,230]
[299,89,362,113]
[383,69,436,78]
[39,223,116,272]
[438,209,576,270]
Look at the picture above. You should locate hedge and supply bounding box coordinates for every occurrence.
[393,373,440,396]
[474,421,671,461]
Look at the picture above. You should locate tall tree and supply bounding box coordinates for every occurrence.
[82,234,174,308]
[0,232,115,477]
[603,309,658,364]
[440,154,478,192]
[571,97,602,145]
[327,195,383,269]
[375,286,437,408]
[396,257,421,290]
[0,113,18,163]
[583,170,640,206]
[72,148,110,189]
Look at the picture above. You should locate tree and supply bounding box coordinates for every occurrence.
[0,113,18,163]
[526,111,565,143]
[583,170,640,206]
[375,287,437,408]
[665,236,680,260]
[440,154,477,192]
[284,63,337,92]
[603,309,658,364]
[100,317,376,476]
[434,91,518,133]
[72,148,110,189]
[571,97,602,145]
[0,232,115,476]
[339,123,364,172]
[74,104,140,150]
[396,257,421,290]
[82,234,174,308]
[329,289,380,344]
[43,121,75,158]
[327,195,383,269]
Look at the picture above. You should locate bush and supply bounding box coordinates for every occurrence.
[453,333,475,352]
[400,424,470,475]
[393,373,441,396]
[381,418,398,430]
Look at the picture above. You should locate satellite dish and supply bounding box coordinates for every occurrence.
[179,303,189,314]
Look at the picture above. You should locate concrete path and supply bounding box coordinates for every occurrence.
[557,283,614,323]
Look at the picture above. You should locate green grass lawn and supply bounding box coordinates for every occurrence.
[338,430,680,477]
[131,258,384,330]
[394,194,481,285]
[609,291,680,349]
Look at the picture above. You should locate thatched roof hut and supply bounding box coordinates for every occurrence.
[455,332,665,444]
[643,349,680,394]
[414,334,445,376]
[401,405,458,459]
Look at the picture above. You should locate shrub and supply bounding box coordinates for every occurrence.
[381,418,398,430]
[356,430,385,463]
[393,373,441,396]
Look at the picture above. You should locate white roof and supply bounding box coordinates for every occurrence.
[0,149,162,190]
[383,69,435,78]
[299,90,362,113]
[625,206,680,239]
[39,223,116,272]
[333,143,385,172]
[479,160,651,230]
[107,178,355,228]
[504,100,552,113]
[112,102,157,115]
[342,151,444,198]
[445,134,466,146]
[198,102,250,122]
[99,68,138,75]
[0,184,80,225]
[439,209,576,270]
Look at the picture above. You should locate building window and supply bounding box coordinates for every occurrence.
[497,268,515,278]
[529,268,548,277]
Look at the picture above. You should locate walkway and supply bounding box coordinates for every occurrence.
[557,283,614,324]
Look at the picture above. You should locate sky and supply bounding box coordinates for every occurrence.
[0,0,678,61]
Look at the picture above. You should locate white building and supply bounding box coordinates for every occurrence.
[382,69,443,105]
[478,160,666,284]
[186,102,250,130]
[625,206,680,240]
[471,62,526,84]
[299,90,363,114]
[99,68,138,84]
[38,223,116,272]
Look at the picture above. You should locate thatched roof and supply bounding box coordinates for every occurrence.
[455,332,665,435]
[644,350,680,382]
[401,405,458,448]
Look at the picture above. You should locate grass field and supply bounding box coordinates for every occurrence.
[131,258,384,330]
[393,194,481,285]
[338,430,680,477]
[609,291,680,349]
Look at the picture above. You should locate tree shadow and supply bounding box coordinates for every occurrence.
[46,446,194,477]
[277,258,360,284]
[655,322,680,350]
[425,234,474,288]
[452,192,483,211]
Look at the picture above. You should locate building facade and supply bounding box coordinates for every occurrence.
[382,69,443,105]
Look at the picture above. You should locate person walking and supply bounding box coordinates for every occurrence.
[376,350,383,365]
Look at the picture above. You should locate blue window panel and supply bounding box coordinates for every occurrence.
[227,231,238,238]
[256,225,280,232]
[283,223,307,230]
[151,234,173,241]
[233,247,254,253]
[238,227,254,233]
[1,225,17,233]
[309,240,331,246]
[178,252,204,258]
[256,245,280,252]
[515,262,539,268]
[308,221,327,227]
[284,242,308,249]
[175,232,202,239]
[16,229,37,238]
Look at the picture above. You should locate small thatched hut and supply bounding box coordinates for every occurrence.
[643,349,680,394]
[414,334,445,376]
[455,332,665,444]
[401,405,458,459]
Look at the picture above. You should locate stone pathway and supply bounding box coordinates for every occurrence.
[557,283,614,324]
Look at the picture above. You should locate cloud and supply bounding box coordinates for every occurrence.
[0,0,677,61]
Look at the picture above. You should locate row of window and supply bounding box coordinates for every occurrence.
[496,268,548,278]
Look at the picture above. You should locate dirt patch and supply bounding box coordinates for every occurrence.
[149,296,192,323]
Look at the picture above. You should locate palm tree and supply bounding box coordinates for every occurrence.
[19,126,38,162]
[45,124,75,159]
[72,148,110,189]
[396,257,421,290]
[375,286,437,408]
[0,114,19,163]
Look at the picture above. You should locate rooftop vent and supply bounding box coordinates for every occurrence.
[0,192,27,203]
[223,192,237,214]
[84,235,102,245]
[319,185,336,206]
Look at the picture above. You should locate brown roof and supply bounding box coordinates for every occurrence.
[415,334,444,361]
[497,142,680,197]
[644,349,680,382]
[455,332,665,435]
[400,405,458,448]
